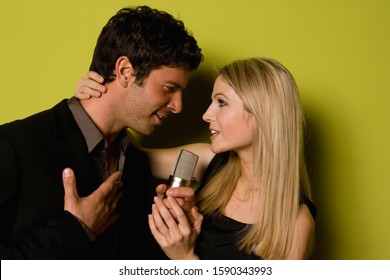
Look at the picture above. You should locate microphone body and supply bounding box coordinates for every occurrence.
[167,149,199,188]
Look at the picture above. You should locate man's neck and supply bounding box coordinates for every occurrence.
[79,95,120,145]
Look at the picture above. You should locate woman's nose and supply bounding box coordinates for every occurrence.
[202,105,213,122]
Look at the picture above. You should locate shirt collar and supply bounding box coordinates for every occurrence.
[67,97,104,153]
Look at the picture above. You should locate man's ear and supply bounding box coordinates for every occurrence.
[115,56,135,87]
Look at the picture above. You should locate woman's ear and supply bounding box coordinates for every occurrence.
[115,56,134,87]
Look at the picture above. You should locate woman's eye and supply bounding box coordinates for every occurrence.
[217,99,226,107]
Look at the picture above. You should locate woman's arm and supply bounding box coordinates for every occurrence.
[286,204,315,259]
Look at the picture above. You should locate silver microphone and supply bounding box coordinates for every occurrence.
[167,149,199,188]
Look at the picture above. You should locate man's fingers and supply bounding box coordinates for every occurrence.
[106,171,122,185]
[110,191,123,211]
[63,168,79,207]
[106,213,120,228]
[94,171,123,198]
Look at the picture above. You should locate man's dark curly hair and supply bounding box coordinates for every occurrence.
[89,5,203,85]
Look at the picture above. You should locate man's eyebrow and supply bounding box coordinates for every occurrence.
[164,81,185,89]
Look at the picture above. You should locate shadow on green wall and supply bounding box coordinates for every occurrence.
[304,108,331,259]
[139,69,215,148]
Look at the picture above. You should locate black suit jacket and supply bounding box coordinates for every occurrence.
[0,99,163,259]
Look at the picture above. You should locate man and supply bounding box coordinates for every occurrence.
[0,5,203,259]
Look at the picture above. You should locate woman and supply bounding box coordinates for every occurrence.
[75,57,316,260]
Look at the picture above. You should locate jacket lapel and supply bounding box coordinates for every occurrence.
[52,100,101,196]
[60,134,100,196]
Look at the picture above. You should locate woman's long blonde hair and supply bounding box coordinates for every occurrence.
[197,57,312,259]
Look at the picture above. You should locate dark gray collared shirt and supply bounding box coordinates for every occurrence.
[67,97,128,181]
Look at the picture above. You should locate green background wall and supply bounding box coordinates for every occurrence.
[1,0,389,259]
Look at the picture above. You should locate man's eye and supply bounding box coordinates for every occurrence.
[165,86,176,93]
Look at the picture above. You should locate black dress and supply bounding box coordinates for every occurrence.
[194,152,317,260]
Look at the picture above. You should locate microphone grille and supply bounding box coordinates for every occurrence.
[172,149,199,181]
